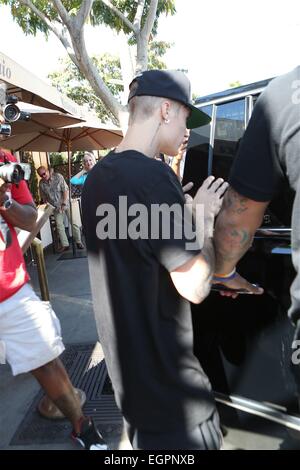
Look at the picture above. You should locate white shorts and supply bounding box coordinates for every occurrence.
[0,283,65,375]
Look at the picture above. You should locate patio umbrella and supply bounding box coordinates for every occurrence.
[3,120,122,152]
[4,120,123,258]
[0,50,84,116]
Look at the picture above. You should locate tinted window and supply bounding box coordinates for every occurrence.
[182,105,212,197]
[212,100,245,180]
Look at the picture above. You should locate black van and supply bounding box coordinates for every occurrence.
[182,79,300,447]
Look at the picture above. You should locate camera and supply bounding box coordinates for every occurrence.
[0,95,31,138]
[3,96,31,123]
[0,162,31,184]
[0,123,11,137]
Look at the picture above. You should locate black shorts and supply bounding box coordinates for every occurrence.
[125,410,222,450]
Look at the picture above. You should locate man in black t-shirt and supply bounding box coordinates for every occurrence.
[82,70,227,450]
[213,67,300,359]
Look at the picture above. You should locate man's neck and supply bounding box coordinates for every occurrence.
[116,122,161,158]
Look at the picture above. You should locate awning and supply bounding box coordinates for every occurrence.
[0,50,84,118]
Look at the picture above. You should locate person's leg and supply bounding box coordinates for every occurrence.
[73,222,82,244]
[31,358,83,432]
[1,284,107,449]
[54,211,69,247]
[31,359,107,448]
[32,359,107,449]
[65,207,82,245]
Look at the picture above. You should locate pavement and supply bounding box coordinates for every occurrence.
[0,247,299,451]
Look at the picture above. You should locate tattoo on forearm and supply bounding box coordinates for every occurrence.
[230,228,250,246]
[215,227,252,262]
[225,188,249,214]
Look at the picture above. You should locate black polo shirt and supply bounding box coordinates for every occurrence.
[82,150,216,432]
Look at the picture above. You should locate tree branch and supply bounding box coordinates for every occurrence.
[15,0,127,127]
[69,29,126,124]
[18,0,62,33]
[74,0,95,29]
[18,0,80,69]
[133,0,146,31]
[99,0,137,33]
[142,0,158,38]
[51,0,72,28]
[60,27,81,69]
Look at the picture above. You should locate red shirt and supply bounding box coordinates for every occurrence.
[0,152,33,302]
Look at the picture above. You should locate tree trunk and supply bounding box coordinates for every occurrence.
[136,33,148,73]
[69,28,127,127]
[117,31,135,105]
[117,108,129,135]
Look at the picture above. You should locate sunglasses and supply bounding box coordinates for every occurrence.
[39,172,47,177]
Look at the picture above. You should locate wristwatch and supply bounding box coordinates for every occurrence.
[2,194,13,210]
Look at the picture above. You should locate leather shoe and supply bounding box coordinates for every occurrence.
[76,243,85,250]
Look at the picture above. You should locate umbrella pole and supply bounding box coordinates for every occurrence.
[67,146,77,257]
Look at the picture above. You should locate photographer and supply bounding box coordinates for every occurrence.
[0,151,36,233]
[0,146,107,450]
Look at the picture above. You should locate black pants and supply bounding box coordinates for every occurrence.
[125,410,222,450]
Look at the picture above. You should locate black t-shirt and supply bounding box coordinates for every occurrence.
[82,150,215,432]
[229,66,300,322]
[230,67,300,200]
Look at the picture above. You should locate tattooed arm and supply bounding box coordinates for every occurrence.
[213,187,269,294]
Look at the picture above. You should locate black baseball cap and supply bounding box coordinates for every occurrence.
[128,69,210,129]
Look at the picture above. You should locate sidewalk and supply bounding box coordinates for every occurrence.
[0,248,131,450]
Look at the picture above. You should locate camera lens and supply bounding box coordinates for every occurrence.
[4,104,21,122]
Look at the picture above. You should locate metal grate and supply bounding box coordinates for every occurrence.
[10,342,123,446]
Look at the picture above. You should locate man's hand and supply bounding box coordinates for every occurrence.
[182,182,194,204]
[60,202,67,213]
[174,130,190,162]
[212,272,264,298]
[193,176,228,221]
[171,130,190,180]
[0,178,9,207]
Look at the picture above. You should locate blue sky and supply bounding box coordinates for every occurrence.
[1,0,300,97]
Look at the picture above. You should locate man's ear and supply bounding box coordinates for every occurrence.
[161,100,171,123]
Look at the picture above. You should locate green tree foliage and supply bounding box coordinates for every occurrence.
[49,54,122,124]
[0,0,176,126]
[229,80,242,88]
[148,40,172,70]
[90,0,176,37]
[48,40,171,124]
[21,151,40,203]
[1,1,175,38]
[48,152,67,167]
